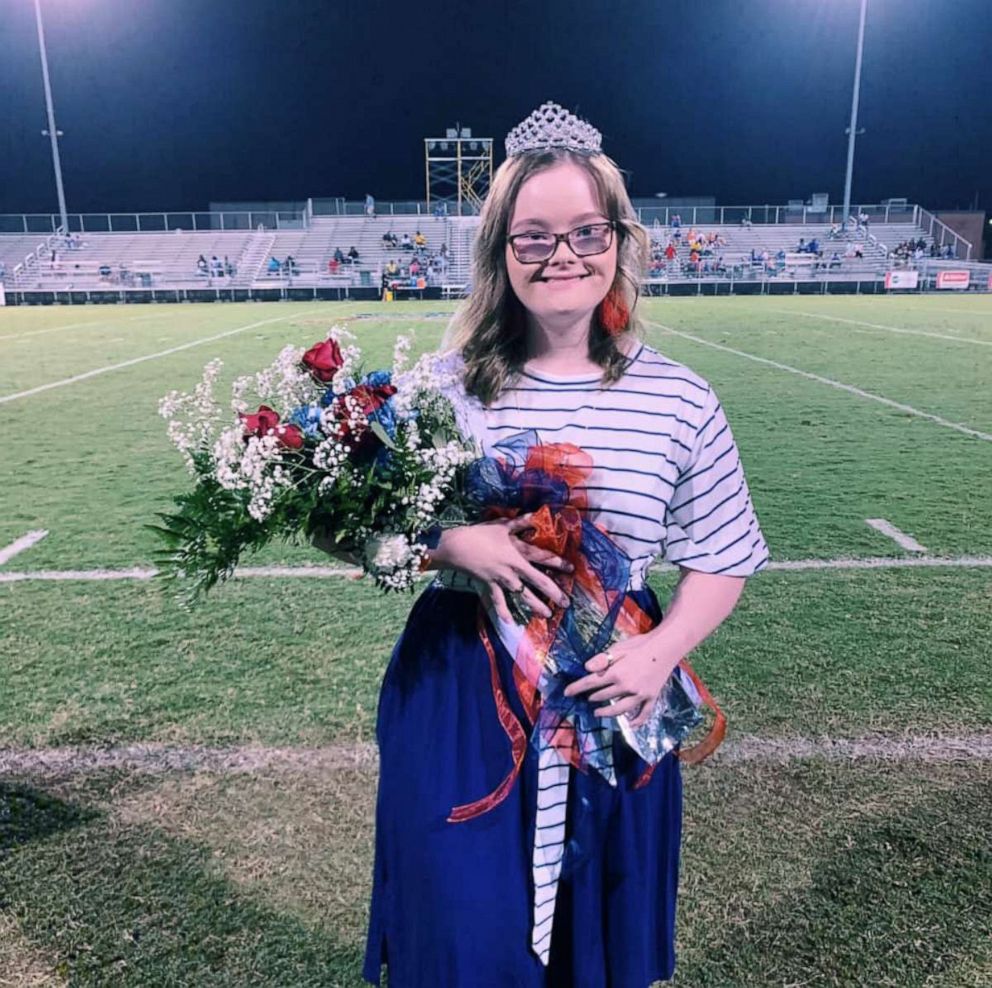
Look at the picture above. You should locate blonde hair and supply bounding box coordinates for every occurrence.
[442,149,650,405]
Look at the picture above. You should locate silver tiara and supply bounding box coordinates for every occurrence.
[505,101,603,157]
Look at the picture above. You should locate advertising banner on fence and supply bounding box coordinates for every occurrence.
[936,270,970,290]
[884,270,919,290]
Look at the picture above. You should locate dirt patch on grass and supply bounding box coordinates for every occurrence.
[0,913,66,987]
[112,765,378,946]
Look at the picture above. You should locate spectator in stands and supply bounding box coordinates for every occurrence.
[775,248,786,270]
[224,255,236,277]
[410,258,421,276]
[740,215,752,228]
[98,264,112,281]
[365,193,376,218]
[857,209,869,232]
[334,247,346,264]
[347,246,360,264]
[670,213,681,231]
[796,238,806,253]
[664,241,676,264]
[328,258,340,274]
[439,243,448,258]
[807,237,820,255]
[386,259,399,277]
[829,252,842,269]
[210,255,223,277]
[828,222,841,239]
[283,255,298,275]
[382,231,398,247]
[198,255,209,276]
[267,256,281,274]
[400,232,413,251]
[414,230,427,249]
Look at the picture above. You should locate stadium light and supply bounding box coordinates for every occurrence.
[842,0,868,225]
[33,0,69,233]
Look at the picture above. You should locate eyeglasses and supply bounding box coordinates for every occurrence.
[506,221,616,264]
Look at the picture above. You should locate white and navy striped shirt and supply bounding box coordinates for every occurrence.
[437,340,768,589]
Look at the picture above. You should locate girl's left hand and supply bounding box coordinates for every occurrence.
[562,633,684,729]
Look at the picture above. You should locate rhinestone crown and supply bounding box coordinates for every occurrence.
[504,101,603,158]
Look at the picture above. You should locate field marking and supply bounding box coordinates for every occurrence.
[0,310,177,342]
[778,310,992,347]
[0,307,325,404]
[866,518,927,553]
[0,530,48,566]
[3,554,992,585]
[647,320,992,443]
[2,734,991,778]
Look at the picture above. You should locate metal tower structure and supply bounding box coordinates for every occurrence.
[425,125,493,216]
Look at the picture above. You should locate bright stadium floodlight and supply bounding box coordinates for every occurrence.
[842,0,868,226]
[33,0,69,234]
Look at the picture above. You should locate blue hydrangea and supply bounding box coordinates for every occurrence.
[364,369,392,388]
[367,396,398,440]
[287,404,323,438]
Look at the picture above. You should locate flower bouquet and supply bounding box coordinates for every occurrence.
[151,325,722,768]
[150,326,478,607]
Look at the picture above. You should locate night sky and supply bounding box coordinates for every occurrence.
[2,0,990,216]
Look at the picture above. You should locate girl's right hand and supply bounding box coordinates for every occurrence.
[430,514,573,623]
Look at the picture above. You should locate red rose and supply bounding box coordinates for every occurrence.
[240,406,304,450]
[301,338,344,382]
[241,405,281,439]
[275,423,304,449]
[328,383,395,451]
[348,382,397,415]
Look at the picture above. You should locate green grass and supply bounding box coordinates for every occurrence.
[1,566,990,748]
[2,296,991,986]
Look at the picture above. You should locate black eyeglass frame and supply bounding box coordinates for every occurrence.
[505,220,617,264]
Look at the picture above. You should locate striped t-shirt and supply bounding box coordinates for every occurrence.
[436,340,768,588]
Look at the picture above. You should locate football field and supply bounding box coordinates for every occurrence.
[1,296,990,986]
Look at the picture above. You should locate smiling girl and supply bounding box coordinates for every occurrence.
[351,103,768,988]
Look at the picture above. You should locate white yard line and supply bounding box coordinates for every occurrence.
[0,309,177,342]
[647,320,992,443]
[778,309,992,346]
[769,555,992,570]
[1,734,990,778]
[3,555,992,585]
[0,529,48,566]
[0,307,325,404]
[865,518,927,553]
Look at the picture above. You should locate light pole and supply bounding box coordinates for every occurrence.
[842,0,868,226]
[33,0,69,233]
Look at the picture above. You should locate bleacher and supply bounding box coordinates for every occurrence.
[0,207,976,299]
[3,230,258,290]
[643,221,929,283]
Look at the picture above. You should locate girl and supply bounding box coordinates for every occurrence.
[324,102,768,987]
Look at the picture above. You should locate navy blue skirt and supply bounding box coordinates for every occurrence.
[363,584,683,988]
